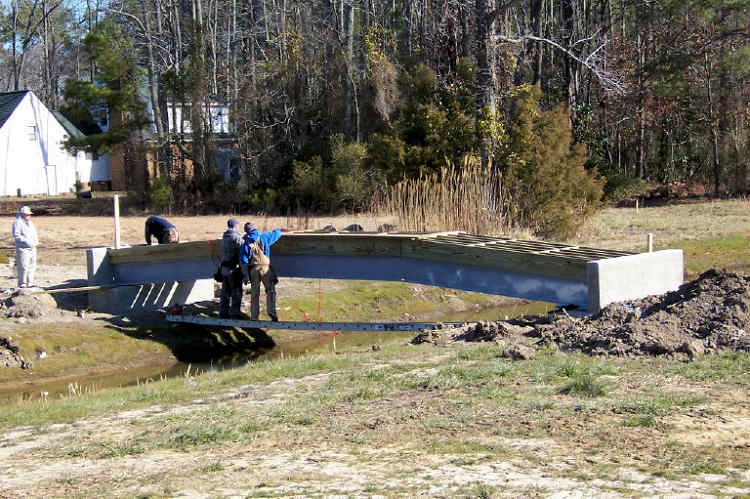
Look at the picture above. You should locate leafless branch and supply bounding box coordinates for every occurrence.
[498,33,625,94]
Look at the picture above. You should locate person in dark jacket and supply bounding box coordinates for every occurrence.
[240,222,283,321]
[219,218,244,318]
[145,216,179,245]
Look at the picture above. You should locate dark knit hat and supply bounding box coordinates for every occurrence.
[244,222,256,233]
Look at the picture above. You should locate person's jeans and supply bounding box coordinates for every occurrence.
[250,265,278,320]
[15,247,36,288]
[220,267,243,316]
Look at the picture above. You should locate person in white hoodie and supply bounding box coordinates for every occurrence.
[12,205,39,288]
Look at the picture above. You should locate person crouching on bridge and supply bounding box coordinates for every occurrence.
[145,215,179,245]
[219,218,244,318]
[240,222,283,322]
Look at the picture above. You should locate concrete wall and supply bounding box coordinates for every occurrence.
[586,249,684,312]
[86,247,214,315]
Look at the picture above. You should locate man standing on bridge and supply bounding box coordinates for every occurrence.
[145,216,179,245]
[11,205,38,288]
[219,218,244,318]
[240,222,283,321]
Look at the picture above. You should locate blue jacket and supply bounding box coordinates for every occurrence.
[240,228,282,264]
[145,216,177,244]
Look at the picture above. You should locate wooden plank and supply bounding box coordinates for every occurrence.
[167,314,472,331]
[401,238,589,279]
[108,239,221,264]
[105,232,629,282]
[273,233,406,257]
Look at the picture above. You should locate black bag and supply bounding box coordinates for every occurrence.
[213,265,222,282]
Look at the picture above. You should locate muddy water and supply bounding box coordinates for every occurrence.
[1,300,553,401]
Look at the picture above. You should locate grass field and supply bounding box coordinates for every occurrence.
[1,198,750,497]
[1,341,748,497]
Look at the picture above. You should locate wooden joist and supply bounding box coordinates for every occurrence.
[105,231,634,281]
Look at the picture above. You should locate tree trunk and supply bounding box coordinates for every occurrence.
[475,0,497,173]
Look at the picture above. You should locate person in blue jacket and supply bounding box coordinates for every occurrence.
[145,216,179,245]
[240,222,283,321]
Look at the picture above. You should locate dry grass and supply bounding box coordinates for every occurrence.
[572,198,750,251]
[0,213,398,266]
[3,196,750,268]
[370,161,517,236]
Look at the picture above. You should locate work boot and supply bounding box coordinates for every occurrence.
[269,313,279,322]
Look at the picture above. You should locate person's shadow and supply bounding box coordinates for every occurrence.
[103,300,276,363]
[46,282,276,364]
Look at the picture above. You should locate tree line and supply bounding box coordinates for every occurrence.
[2,0,749,235]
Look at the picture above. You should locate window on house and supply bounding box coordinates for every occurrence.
[28,124,37,141]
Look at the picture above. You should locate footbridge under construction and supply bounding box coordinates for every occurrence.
[86,231,684,316]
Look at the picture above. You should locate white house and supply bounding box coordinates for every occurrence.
[165,101,230,135]
[0,90,106,196]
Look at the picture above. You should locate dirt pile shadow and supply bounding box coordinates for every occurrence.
[414,269,750,359]
[100,302,277,363]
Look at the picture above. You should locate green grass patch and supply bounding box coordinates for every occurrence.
[455,344,506,361]
[682,459,726,475]
[664,234,750,278]
[668,352,750,383]
[530,353,619,384]
[408,362,517,391]
[622,415,657,427]
[613,393,707,417]
[282,281,508,323]
[559,373,609,398]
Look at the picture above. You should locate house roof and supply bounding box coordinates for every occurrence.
[0,90,87,138]
[51,110,85,139]
[0,91,29,130]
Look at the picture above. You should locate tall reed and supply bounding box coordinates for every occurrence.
[370,157,512,235]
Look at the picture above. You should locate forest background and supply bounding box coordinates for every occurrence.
[2,0,749,238]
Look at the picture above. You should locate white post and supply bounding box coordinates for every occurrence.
[114,194,121,249]
[647,233,653,253]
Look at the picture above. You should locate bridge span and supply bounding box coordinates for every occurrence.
[86,231,683,315]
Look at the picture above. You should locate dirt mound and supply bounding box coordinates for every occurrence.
[0,336,31,369]
[414,269,750,358]
[2,290,60,319]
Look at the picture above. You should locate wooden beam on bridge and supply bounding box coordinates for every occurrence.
[167,314,472,332]
[106,232,633,281]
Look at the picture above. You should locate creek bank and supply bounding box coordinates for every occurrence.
[0,281,523,393]
[415,269,750,359]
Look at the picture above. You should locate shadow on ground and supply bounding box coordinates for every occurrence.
[47,279,89,311]
[97,301,277,364]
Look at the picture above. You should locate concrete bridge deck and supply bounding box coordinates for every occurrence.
[87,231,683,314]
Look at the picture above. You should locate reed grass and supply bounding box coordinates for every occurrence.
[370,159,519,236]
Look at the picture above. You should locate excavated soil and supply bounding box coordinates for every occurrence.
[1,290,61,320]
[414,269,750,359]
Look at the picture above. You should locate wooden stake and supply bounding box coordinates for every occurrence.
[114,194,121,249]
[635,198,639,213]
[647,233,654,253]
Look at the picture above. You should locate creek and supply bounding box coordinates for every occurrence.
[1,300,553,401]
